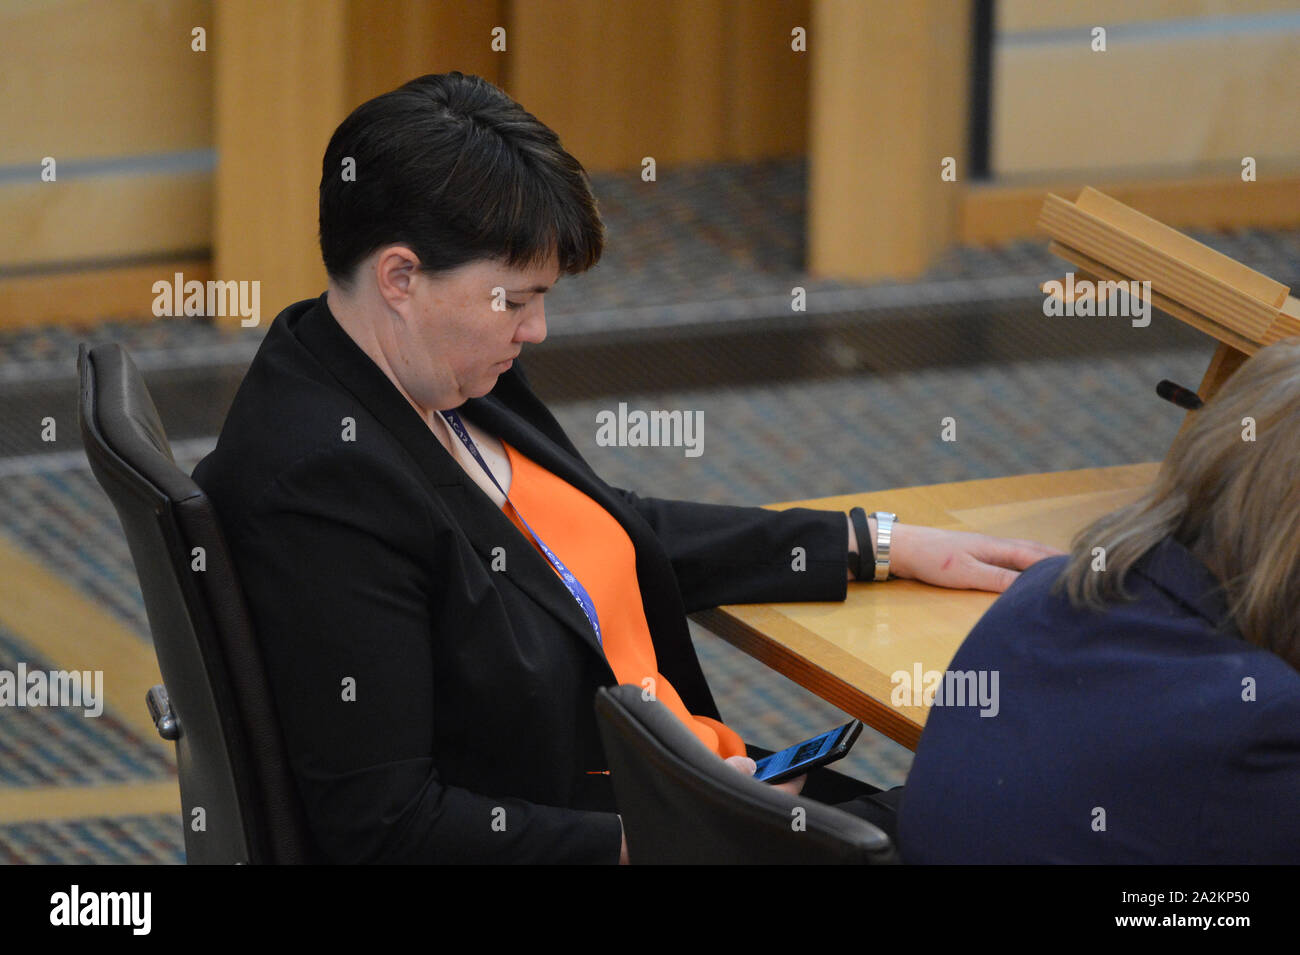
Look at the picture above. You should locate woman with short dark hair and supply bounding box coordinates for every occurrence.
[195,72,1055,863]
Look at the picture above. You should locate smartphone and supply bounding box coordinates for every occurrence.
[752,720,863,784]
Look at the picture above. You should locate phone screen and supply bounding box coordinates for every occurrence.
[752,720,861,783]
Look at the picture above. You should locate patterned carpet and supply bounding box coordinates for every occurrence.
[0,625,172,788]
[0,815,183,865]
[0,157,1292,863]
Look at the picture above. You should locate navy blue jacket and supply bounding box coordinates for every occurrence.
[899,538,1300,863]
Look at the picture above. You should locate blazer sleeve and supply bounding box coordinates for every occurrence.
[610,486,850,613]
[226,445,623,864]
[505,361,850,611]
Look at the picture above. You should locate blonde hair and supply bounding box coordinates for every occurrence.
[1055,338,1300,670]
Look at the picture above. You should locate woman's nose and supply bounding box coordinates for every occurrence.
[518,301,547,344]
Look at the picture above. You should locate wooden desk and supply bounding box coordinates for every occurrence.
[692,463,1160,751]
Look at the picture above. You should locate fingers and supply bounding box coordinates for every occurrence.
[964,559,1021,593]
[977,537,1062,571]
[723,756,806,793]
[725,755,757,776]
[1011,536,1067,559]
[772,773,807,795]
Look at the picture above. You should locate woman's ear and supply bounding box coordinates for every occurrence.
[373,245,420,309]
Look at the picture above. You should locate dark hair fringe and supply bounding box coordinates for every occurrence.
[319,72,604,285]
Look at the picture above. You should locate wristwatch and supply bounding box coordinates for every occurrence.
[849,508,897,582]
[870,511,896,581]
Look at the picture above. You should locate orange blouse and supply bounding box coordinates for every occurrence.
[499,440,746,760]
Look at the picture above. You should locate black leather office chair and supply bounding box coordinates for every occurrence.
[594,684,899,864]
[77,343,314,864]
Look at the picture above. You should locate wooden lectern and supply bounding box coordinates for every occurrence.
[1037,188,1300,415]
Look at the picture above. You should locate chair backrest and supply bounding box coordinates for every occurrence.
[594,685,898,864]
[77,343,314,864]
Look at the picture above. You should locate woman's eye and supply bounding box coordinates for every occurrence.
[506,300,526,311]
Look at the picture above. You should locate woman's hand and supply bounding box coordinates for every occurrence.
[889,523,1062,593]
[725,755,805,795]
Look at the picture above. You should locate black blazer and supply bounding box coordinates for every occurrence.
[193,293,851,863]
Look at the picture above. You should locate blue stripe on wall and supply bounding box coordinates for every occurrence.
[0,149,216,186]
[998,11,1300,48]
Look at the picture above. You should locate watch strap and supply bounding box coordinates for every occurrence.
[848,507,872,581]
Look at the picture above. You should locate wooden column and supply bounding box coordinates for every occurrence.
[807,0,971,280]
[214,0,348,330]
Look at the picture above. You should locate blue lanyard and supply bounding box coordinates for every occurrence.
[440,410,603,646]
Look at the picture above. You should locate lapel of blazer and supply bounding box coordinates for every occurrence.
[293,294,611,668]
[461,390,640,552]
[459,368,674,614]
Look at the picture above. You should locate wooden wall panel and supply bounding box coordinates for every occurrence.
[0,173,209,270]
[0,0,213,318]
[722,0,811,160]
[508,0,715,172]
[507,0,808,172]
[346,0,505,109]
[992,30,1300,177]
[0,0,212,165]
[0,258,210,330]
[999,0,1300,32]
